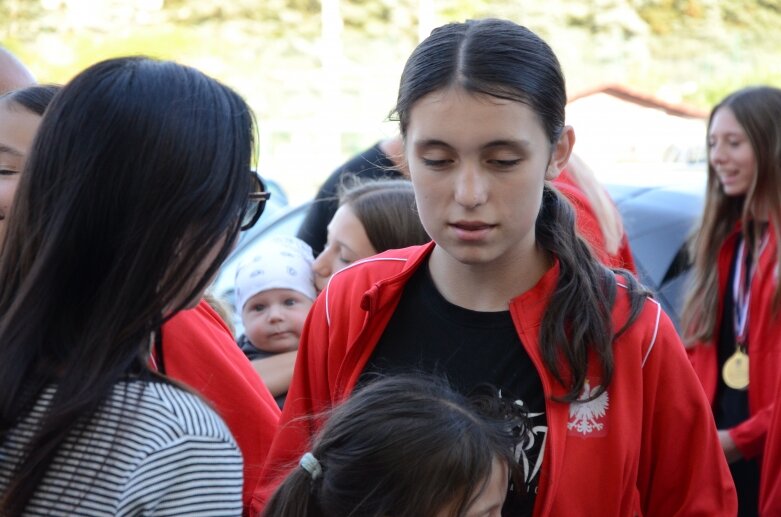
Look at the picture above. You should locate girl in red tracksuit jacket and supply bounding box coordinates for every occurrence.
[257,19,736,516]
[682,86,781,516]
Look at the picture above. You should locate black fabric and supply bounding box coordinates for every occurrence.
[715,236,750,429]
[715,235,759,516]
[359,263,545,517]
[236,334,286,409]
[296,142,402,255]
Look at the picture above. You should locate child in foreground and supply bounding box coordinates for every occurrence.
[263,375,522,517]
[236,236,316,406]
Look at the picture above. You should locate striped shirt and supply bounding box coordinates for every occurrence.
[0,381,243,516]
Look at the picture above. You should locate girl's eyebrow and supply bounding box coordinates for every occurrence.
[335,239,355,255]
[0,143,23,156]
[481,139,531,152]
[709,131,744,138]
[414,139,452,150]
[414,139,531,152]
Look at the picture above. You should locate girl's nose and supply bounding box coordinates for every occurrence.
[453,164,488,208]
[313,246,334,291]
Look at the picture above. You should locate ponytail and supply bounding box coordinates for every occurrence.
[536,185,649,402]
[263,467,323,517]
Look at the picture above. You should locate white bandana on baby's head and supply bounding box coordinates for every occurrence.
[234,236,316,311]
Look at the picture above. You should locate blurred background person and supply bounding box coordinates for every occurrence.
[297,136,406,256]
[312,178,430,293]
[683,86,781,516]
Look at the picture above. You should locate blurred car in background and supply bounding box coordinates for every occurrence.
[606,170,705,330]
[213,169,706,335]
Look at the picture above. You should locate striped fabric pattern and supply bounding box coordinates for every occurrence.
[0,381,243,516]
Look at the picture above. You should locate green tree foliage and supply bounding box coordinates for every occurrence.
[2,0,780,194]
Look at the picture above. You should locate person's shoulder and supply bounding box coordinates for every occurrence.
[611,271,664,332]
[611,272,679,363]
[317,245,428,320]
[114,381,236,446]
[328,245,423,288]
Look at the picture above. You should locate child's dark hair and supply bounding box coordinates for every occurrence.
[0,84,60,115]
[264,375,519,517]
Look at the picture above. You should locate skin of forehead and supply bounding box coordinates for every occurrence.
[0,48,36,95]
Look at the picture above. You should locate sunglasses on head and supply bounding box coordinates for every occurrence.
[241,172,271,231]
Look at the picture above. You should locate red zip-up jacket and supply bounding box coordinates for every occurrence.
[763,360,781,515]
[159,300,281,516]
[255,243,735,516]
[687,225,781,461]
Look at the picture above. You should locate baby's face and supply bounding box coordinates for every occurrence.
[242,288,313,353]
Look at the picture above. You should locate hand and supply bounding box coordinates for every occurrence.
[718,430,743,464]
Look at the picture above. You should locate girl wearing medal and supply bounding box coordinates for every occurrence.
[683,85,781,516]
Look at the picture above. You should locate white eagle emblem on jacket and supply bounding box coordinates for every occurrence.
[567,380,609,435]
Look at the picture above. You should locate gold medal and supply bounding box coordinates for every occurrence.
[722,348,749,390]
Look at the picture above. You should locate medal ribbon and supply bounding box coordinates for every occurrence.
[732,231,769,346]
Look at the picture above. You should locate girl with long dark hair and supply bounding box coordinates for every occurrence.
[0,57,264,515]
[258,19,736,515]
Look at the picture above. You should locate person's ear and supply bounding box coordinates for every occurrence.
[545,125,575,180]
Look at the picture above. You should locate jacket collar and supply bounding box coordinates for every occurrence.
[358,240,560,328]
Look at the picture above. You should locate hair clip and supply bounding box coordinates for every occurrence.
[299,452,323,480]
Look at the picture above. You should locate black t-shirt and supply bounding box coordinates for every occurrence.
[359,263,546,516]
[296,142,403,256]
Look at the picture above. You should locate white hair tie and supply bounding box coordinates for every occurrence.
[299,452,323,480]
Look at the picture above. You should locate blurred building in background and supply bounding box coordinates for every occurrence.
[567,84,708,183]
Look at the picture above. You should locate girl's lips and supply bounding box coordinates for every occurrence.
[452,221,492,230]
[450,221,495,241]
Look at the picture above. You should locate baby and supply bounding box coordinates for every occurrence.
[235,236,316,406]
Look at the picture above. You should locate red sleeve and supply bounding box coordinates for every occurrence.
[161,300,281,517]
[729,405,773,459]
[253,294,336,514]
[637,304,737,515]
[762,386,781,513]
